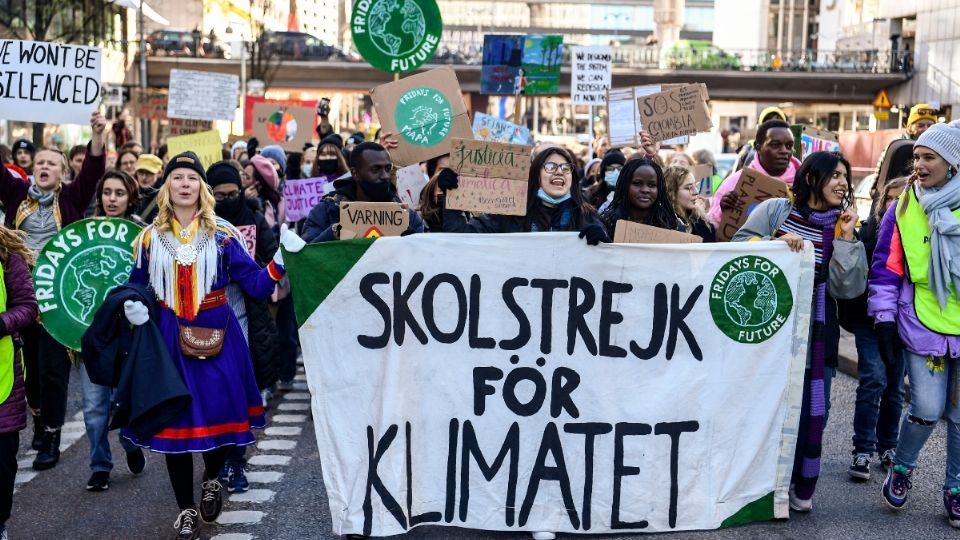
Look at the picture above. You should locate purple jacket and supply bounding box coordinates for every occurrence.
[868,199,960,357]
[0,142,105,230]
[0,252,39,433]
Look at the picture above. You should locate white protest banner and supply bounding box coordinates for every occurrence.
[285,235,813,537]
[396,164,429,210]
[571,46,612,105]
[0,39,101,125]
[283,175,336,223]
[167,69,239,121]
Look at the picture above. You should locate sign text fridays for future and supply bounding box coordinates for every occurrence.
[285,234,814,536]
[0,39,101,125]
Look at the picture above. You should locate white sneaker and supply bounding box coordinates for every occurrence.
[531,533,556,540]
[788,485,813,512]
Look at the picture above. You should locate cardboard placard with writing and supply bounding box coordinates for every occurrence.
[251,102,316,152]
[613,220,702,244]
[445,138,531,216]
[637,84,712,143]
[717,168,790,241]
[168,69,239,121]
[396,164,429,210]
[370,66,474,167]
[284,175,337,223]
[132,89,168,120]
[165,130,223,171]
[339,202,409,239]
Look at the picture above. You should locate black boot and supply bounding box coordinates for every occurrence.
[30,412,43,451]
[32,428,60,471]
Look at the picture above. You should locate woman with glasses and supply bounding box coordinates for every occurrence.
[733,150,867,513]
[663,165,715,242]
[599,157,683,235]
[438,146,608,246]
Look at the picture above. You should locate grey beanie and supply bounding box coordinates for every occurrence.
[915,119,960,169]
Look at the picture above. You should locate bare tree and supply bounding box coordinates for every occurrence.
[246,0,283,92]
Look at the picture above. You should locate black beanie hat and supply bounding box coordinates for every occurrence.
[12,139,35,155]
[599,150,626,176]
[206,160,242,188]
[163,151,207,183]
[320,133,344,151]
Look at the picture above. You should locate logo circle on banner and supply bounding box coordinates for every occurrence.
[32,218,143,351]
[709,255,793,344]
[394,87,453,146]
[351,0,442,73]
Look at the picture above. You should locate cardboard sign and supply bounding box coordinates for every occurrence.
[283,175,337,223]
[338,202,409,239]
[637,84,712,143]
[613,220,703,244]
[168,69,239,121]
[472,112,531,144]
[164,118,213,137]
[0,39,101,125]
[717,168,790,241]
[251,102,316,152]
[445,138,531,216]
[165,130,222,171]
[235,224,258,258]
[396,164,429,210]
[607,85,689,148]
[131,89,168,120]
[370,66,474,167]
[244,96,316,132]
[480,35,524,95]
[694,163,714,195]
[571,46,612,105]
[791,125,840,159]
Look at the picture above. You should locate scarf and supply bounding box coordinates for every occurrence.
[917,178,960,309]
[530,201,573,232]
[27,184,55,206]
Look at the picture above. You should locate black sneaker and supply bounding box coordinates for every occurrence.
[86,471,110,492]
[32,428,60,471]
[198,479,223,523]
[880,449,896,471]
[849,452,871,481]
[126,448,145,475]
[173,508,200,540]
[30,413,43,451]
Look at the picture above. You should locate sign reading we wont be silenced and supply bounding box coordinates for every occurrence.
[446,138,531,216]
[0,39,101,125]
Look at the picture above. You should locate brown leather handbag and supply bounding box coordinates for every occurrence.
[178,325,225,359]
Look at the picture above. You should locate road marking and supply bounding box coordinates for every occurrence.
[293,373,306,381]
[229,488,276,503]
[272,414,307,423]
[15,411,86,489]
[292,382,308,391]
[257,439,297,451]
[17,458,32,470]
[14,471,36,484]
[247,454,291,466]
[245,471,284,483]
[277,402,309,411]
[216,510,264,525]
[210,534,254,540]
[284,392,310,400]
[265,426,302,437]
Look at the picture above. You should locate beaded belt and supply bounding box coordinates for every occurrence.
[160,289,227,311]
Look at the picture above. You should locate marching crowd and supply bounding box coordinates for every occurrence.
[0,102,957,539]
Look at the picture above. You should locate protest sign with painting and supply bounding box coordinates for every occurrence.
[521,35,563,95]
[285,233,813,536]
[338,202,409,239]
[480,35,525,95]
[472,112,531,145]
[613,220,703,244]
[244,97,317,133]
[252,102,316,152]
[0,39,101,125]
[445,138,531,216]
[791,125,840,160]
[396,164,429,210]
[717,169,790,241]
[167,69,239,121]
[571,46,612,105]
[370,66,474,166]
[284,175,337,223]
[637,84,712,143]
[131,89,168,120]
[350,0,443,73]
[165,130,222,171]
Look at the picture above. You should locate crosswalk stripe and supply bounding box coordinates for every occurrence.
[283,392,310,400]
[245,471,284,484]
[277,402,309,411]
[265,426,302,437]
[293,373,306,381]
[229,488,276,503]
[256,439,297,451]
[272,414,307,423]
[14,471,36,484]
[216,510,265,525]
[247,454,291,466]
[210,534,254,540]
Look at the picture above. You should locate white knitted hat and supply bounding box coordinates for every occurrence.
[915,119,960,169]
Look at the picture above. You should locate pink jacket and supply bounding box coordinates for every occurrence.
[707,155,802,225]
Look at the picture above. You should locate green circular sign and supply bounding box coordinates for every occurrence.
[709,255,793,344]
[33,218,142,351]
[350,0,443,73]
[394,87,453,146]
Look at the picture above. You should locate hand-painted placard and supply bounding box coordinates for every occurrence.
[571,46,612,105]
[168,69,239,121]
[480,35,525,95]
[637,84,713,143]
[235,224,258,258]
[283,175,337,223]
[445,138,531,216]
[339,201,409,239]
[165,130,223,171]
[521,35,563,95]
[396,164,429,210]
[251,102,316,152]
[350,0,443,73]
[472,112,531,145]
[717,168,790,241]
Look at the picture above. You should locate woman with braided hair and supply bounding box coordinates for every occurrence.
[598,157,683,235]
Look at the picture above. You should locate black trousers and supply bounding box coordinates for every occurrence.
[22,323,70,428]
[276,295,300,382]
[165,448,229,510]
[0,432,18,525]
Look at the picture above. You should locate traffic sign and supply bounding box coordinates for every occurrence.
[873,89,892,109]
[350,0,443,73]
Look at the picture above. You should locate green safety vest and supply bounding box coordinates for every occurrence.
[0,264,15,403]
[896,187,960,334]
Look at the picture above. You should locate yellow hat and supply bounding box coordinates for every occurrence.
[759,106,787,124]
[134,154,163,174]
[908,103,938,126]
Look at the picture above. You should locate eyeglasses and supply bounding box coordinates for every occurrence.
[213,191,241,201]
[543,162,573,175]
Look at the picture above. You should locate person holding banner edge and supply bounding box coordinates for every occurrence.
[733,150,867,512]
[0,111,106,471]
[599,157,684,234]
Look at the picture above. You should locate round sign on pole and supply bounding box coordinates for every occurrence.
[351,0,443,73]
[33,218,143,351]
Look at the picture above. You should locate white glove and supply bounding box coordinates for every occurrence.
[274,223,306,266]
[123,300,149,326]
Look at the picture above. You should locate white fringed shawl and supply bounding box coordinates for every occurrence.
[135,223,220,318]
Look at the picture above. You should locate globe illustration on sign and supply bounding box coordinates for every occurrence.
[368,0,427,57]
[266,110,298,142]
[723,271,778,327]
[61,246,133,325]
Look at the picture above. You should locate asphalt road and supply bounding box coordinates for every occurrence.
[7,342,959,540]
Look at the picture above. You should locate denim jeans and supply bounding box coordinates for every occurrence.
[79,365,137,473]
[894,352,960,490]
[851,323,906,455]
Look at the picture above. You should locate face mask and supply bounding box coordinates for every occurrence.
[316,158,339,175]
[361,180,393,202]
[215,195,244,218]
[302,164,313,177]
[604,169,620,187]
[537,188,571,205]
